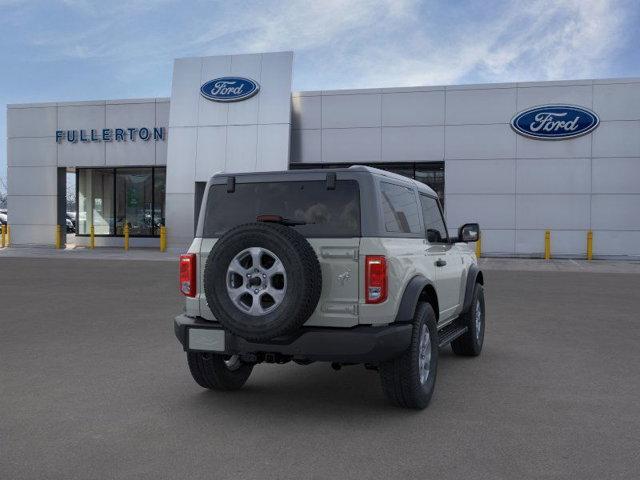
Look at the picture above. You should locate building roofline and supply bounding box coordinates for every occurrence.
[7,97,170,109]
[292,76,640,97]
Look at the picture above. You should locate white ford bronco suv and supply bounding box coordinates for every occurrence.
[174,166,485,409]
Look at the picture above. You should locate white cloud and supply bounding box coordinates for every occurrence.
[18,0,631,88]
[332,0,627,88]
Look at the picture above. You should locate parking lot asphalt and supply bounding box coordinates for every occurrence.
[1,257,639,480]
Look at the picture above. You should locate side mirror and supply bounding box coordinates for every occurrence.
[458,223,480,243]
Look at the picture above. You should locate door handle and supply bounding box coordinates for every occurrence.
[435,259,447,267]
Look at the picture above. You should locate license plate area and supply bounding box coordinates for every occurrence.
[188,328,226,352]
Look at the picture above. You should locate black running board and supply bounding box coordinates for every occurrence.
[438,324,468,348]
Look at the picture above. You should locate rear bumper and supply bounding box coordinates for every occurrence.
[174,314,412,363]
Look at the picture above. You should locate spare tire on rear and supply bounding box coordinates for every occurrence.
[203,222,322,342]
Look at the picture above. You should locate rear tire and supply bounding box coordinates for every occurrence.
[187,352,253,391]
[379,302,438,409]
[451,283,485,356]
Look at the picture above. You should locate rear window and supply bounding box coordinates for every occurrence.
[203,180,360,238]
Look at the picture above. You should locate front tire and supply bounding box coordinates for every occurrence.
[451,283,485,356]
[187,352,253,391]
[379,302,438,409]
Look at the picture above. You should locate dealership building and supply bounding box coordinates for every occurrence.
[6,51,640,257]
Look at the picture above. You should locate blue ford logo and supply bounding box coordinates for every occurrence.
[511,105,599,140]
[200,77,260,102]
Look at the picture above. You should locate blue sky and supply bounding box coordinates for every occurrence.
[1,0,639,190]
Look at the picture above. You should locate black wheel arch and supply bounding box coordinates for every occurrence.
[394,275,440,323]
[461,264,484,313]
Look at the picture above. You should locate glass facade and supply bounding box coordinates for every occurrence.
[77,167,166,237]
[290,162,445,205]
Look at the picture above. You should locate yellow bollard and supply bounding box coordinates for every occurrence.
[6,224,10,246]
[55,225,62,249]
[90,224,95,249]
[587,230,593,261]
[544,230,551,260]
[475,233,481,258]
[1,224,6,248]
[124,224,129,251]
[160,226,167,252]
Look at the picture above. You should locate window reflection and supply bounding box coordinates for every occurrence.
[77,169,114,235]
[77,167,165,237]
[116,169,153,236]
[153,169,166,234]
[291,162,445,206]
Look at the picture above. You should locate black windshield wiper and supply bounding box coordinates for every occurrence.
[256,214,307,227]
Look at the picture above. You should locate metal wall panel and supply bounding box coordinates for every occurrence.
[155,101,170,165]
[259,52,296,125]
[516,133,592,159]
[322,127,381,163]
[7,106,57,138]
[291,95,321,130]
[516,194,590,230]
[225,125,258,172]
[7,166,58,196]
[322,94,381,128]
[592,158,640,193]
[445,124,516,159]
[445,194,516,230]
[446,88,516,125]
[516,84,592,111]
[593,83,640,121]
[592,121,640,157]
[195,126,227,180]
[591,195,640,230]
[257,124,291,171]
[7,137,57,167]
[381,126,443,161]
[446,159,515,194]
[290,129,321,164]
[516,158,591,194]
[381,91,445,126]
[169,57,202,127]
[166,127,197,194]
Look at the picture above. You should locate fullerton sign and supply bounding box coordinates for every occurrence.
[55,127,165,143]
[510,105,599,140]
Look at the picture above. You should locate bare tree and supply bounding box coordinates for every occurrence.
[0,176,7,209]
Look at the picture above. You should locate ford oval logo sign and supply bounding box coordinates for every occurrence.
[511,105,599,140]
[200,77,260,102]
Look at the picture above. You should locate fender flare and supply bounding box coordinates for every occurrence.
[394,275,436,323]
[461,264,483,313]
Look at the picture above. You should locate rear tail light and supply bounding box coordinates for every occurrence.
[179,253,197,297]
[365,255,387,304]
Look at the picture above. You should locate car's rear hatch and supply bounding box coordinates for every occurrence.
[198,177,361,327]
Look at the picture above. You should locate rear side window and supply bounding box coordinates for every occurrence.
[203,180,360,238]
[380,182,421,234]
